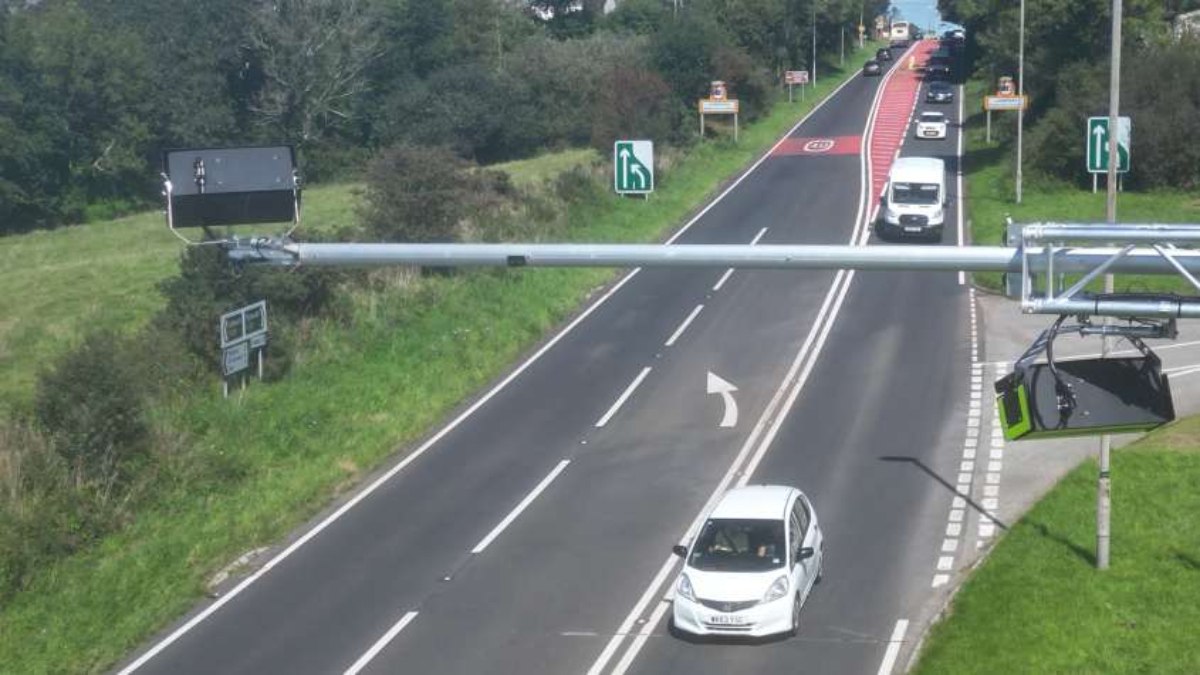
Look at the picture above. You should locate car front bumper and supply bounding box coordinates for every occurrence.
[672,594,793,638]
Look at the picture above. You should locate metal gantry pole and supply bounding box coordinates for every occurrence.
[1016,0,1026,204]
[812,1,818,86]
[1098,0,1124,572]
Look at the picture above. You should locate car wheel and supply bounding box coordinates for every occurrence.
[790,594,802,637]
[816,553,824,584]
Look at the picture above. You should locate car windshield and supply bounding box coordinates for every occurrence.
[892,182,940,204]
[689,518,786,572]
[930,83,951,92]
[920,113,944,123]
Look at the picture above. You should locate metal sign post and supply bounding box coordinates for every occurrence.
[785,71,810,103]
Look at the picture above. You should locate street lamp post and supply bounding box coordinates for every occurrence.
[1098,0,1124,573]
[1016,0,1025,204]
[812,1,818,86]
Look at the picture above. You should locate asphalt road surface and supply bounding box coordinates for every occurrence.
[120,42,974,675]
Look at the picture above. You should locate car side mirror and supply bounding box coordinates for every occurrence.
[797,547,815,560]
[672,544,688,558]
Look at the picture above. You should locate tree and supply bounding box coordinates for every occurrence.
[247,0,384,146]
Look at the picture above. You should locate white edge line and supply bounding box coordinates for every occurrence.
[749,227,769,245]
[876,619,910,675]
[664,305,705,347]
[118,268,647,673]
[342,611,419,675]
[712,268,735,291]
[472,459,570,553]
[600,55,902,675]
[595,367,652,428]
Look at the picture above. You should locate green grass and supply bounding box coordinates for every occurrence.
[492,148,600,189]
[0,45,885,674]
[914,418,1200,674]
[0,183,358,418]
[961,78,1200,291]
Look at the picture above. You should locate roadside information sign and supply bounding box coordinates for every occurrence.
[613,140,654,195]
[983,95,1028,111]
[1087,116,1131,174]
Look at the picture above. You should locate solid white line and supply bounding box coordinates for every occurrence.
[595,367,652,427]
[712,268,735,291]
[598,54,900,675]
[877,619,910,675]
[472,459,570,553]
[664,305,704,347]
[956,84,966,285]
[342,611,419,675]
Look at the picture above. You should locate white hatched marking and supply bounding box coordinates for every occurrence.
[937,556,954,571]
[941,538,959,553]
[949,509,964,523]
[932,574,950,588]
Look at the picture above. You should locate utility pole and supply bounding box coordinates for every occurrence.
[1098,0,1123,572]
[1016,0,1025,204]
[840,25,845,66]
[812,0,818,86]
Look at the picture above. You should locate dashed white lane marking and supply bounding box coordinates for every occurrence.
[749,227,769,245]
[933,287,981,588]
[712,268,735,291]
[595,367,652,428]
[664,305,704,347]
[876,619,910,675]
[343,611,419,675]
[472,459,570,553]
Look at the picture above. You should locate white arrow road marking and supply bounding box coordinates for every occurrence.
[706,372,739,428]
[1092,123,1106,170]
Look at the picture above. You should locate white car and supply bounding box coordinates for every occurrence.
[671,485,824,638]
[915,111,948,140]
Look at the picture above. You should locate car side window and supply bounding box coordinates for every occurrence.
[789,513,803,562]
[791,499,809,542]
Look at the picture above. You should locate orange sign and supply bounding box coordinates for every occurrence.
[998,76,1016,95]
[709,81,727,101]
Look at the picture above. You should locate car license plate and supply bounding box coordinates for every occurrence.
[709,614,749,625]
[904,226,922,233]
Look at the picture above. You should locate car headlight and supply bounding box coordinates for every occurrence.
[677,573,696,602]
[763,575,790,603]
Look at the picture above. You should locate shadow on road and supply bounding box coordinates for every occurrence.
[878,455,1010,532]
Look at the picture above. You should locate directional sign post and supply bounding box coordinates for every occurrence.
[613,140,654,196]
[1087,116,1130,174]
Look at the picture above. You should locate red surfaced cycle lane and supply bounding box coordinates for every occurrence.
[868,40,938,212]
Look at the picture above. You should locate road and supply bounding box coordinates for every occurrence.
[120,41,972,675]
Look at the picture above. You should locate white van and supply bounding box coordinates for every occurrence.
[878,156,946,240]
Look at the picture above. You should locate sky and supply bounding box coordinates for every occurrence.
[888,1,953,33]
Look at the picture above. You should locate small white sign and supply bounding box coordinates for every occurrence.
[222,342,250,376]
[699,100,740,114]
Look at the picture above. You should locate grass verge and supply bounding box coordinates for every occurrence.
[913,418,1200,674]
[0,45,884,673]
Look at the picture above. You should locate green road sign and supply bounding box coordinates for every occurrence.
[1087,116,1130,174]
[614,140,654,195]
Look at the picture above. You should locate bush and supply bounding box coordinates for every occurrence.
[359,143,518,244]
[158,244,338,370]
[34,330,149,492]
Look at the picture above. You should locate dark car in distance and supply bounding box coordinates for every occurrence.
[862,60,882,76]
[876,48,892,62]
[926,81,954,103]
[925,63,952,80]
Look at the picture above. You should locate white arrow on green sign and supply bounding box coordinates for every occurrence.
[614,140,654,195]
[1087,116,1130,174]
